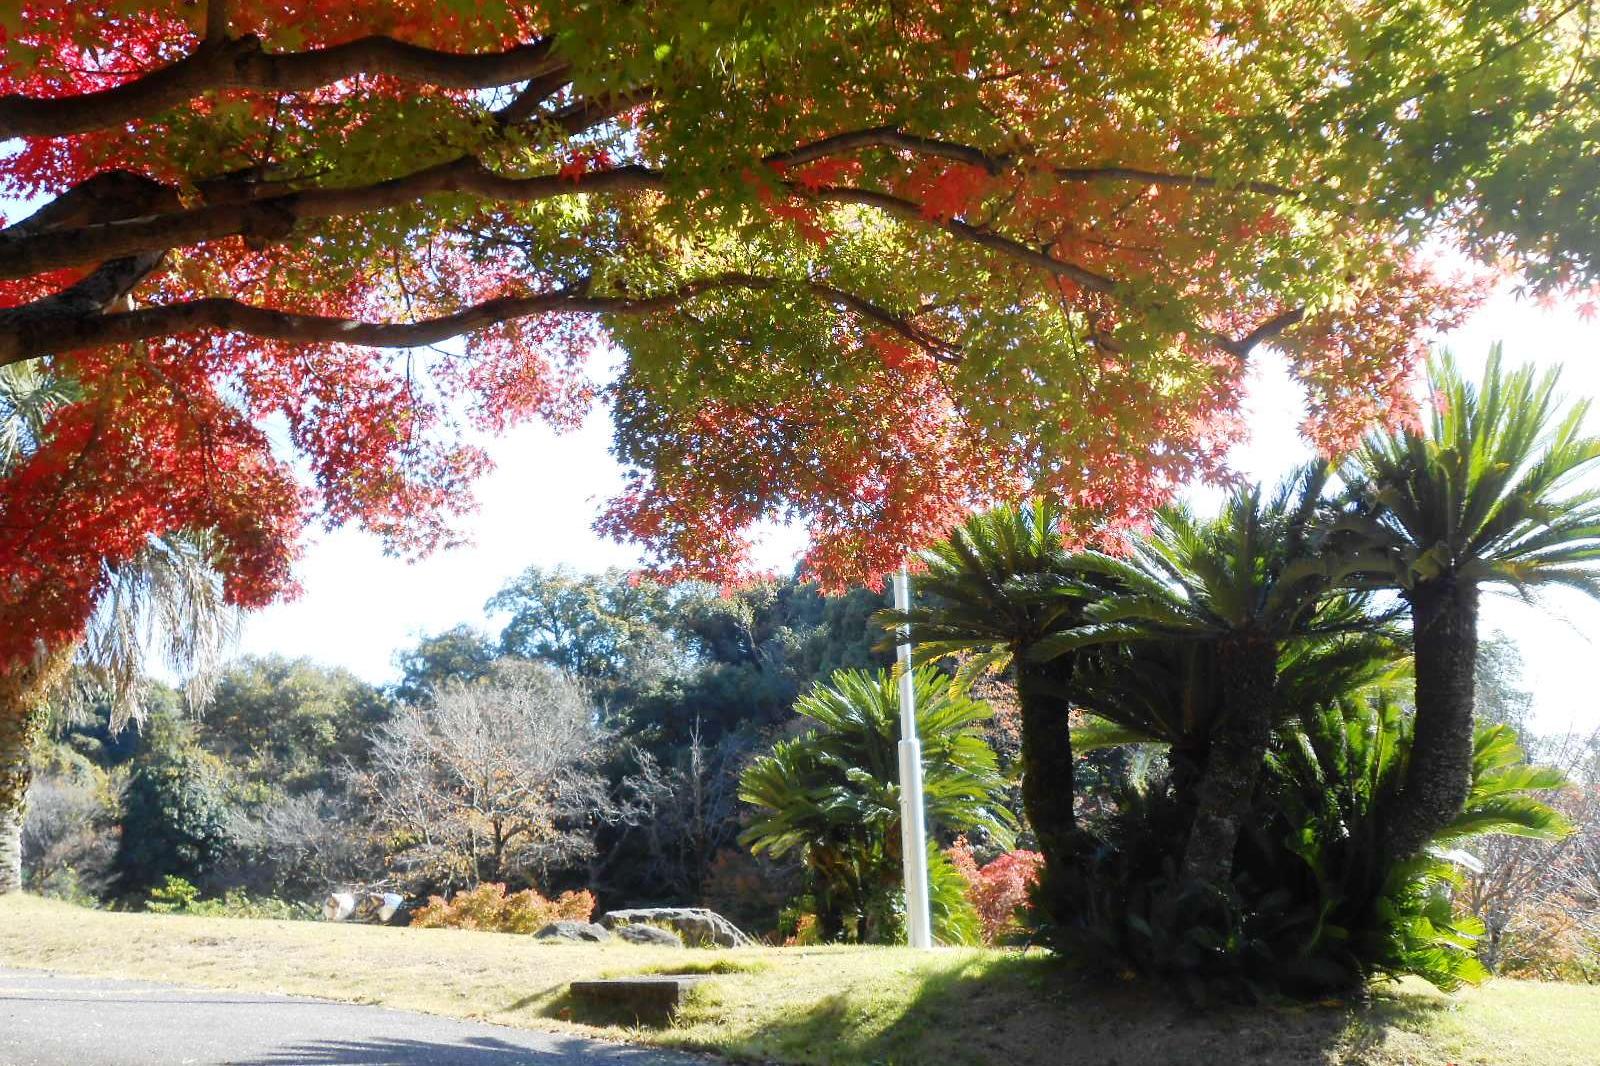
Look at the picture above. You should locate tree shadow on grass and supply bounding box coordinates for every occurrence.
[697,953,1460,1066]
[541,986,678,1031]
[230,1033,697,1065]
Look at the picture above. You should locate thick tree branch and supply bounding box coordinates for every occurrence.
[0,162,666,279]
[0,130,1289,362]
[768,127,1003,174]
[0,117,1267,284]
[769,125,1298,198]
[0,272,954,368]
[811,284,962,362]
[204,0,231,43]
[0,33,563,139]
[0,252,169,365]
[547,88,655,135]
[0,170,180,238]
[493,70,576,123]
[1219,306,1307,357]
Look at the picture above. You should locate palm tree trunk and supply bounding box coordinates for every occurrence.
[0,649,70,895]
[1389,579,1479,860]
[1015,659,1080,924]
[0,699,48,895]
[1179,637,1276,888]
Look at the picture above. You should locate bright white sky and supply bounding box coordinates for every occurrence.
[231,287,1600,738]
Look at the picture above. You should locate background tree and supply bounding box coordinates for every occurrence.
[199,655,390,791]
[19,753,118,902]
[391,626,500,706]
[1462,779,1600,977]
[488,566,683,697]
[625,579,890,749]
[382,567,890,907]
[113,715,235,899]
[357,661,614,893]
[224,787,378,902]
[1459,637,1600,977]
[1340,350,1600,859]
[1476,633,1537,737]
[188,657,389,897]
[617,724,746,902]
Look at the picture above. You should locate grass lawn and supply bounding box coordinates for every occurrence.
[2,895,1597,1065]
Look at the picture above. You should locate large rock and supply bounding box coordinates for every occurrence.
[534,920,612,943]
[601,907,753,948]
[614,923,684,948]
[322,892,356,922]
[375,892,406,924]
[323,890,409,926]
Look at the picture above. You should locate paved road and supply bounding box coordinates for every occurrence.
[0,968,707,1066]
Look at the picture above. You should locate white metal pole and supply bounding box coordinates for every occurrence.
[893,565,934,948]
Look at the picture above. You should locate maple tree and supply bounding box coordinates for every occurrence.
[2,1,1600,842]
[947,837,1043,945]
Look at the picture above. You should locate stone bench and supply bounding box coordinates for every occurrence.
[567,974,711,1026]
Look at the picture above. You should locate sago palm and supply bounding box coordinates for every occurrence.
[739,666,1012,943]
[0,363,236,894]
[1068,617,1407,766]
[1263,689,1569,992]
[1036,466,1381,887]
[1339,347,1600,859]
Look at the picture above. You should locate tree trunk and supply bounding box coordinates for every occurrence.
[0,697,47,894]
[1179,637,1277,889]
[1015,658,1080,925]
[1389,579,1480,860]
[0,646,72,896]
[816,892,846,942]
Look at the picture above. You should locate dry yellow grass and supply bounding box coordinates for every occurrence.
[3,894,1597,1065]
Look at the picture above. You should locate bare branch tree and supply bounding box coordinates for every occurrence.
[615,720,748,900]
[223,788,378,900]
[356,661,615,893]
[1462,729,1600,978]
[20,772,118,899]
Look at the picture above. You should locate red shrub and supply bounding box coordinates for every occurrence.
[948,838,1044,944]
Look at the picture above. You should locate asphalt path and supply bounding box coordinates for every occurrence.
[0,967,708,1066]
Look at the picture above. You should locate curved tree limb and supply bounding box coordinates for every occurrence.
[816,184,1302,355]
[546,88,656,135]
[1,170,180,237]
[0,252,171,365]
[493,69,579,124]
[0,272,958,368]
[768,127,1003,174]
[0,163,1123,318]
[0,111,1294,281]
[1223,306,1307,357]
[0,33,564,139]
[0,115,1280,286]
[0,162,667,279]
[769,126,1298,198]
